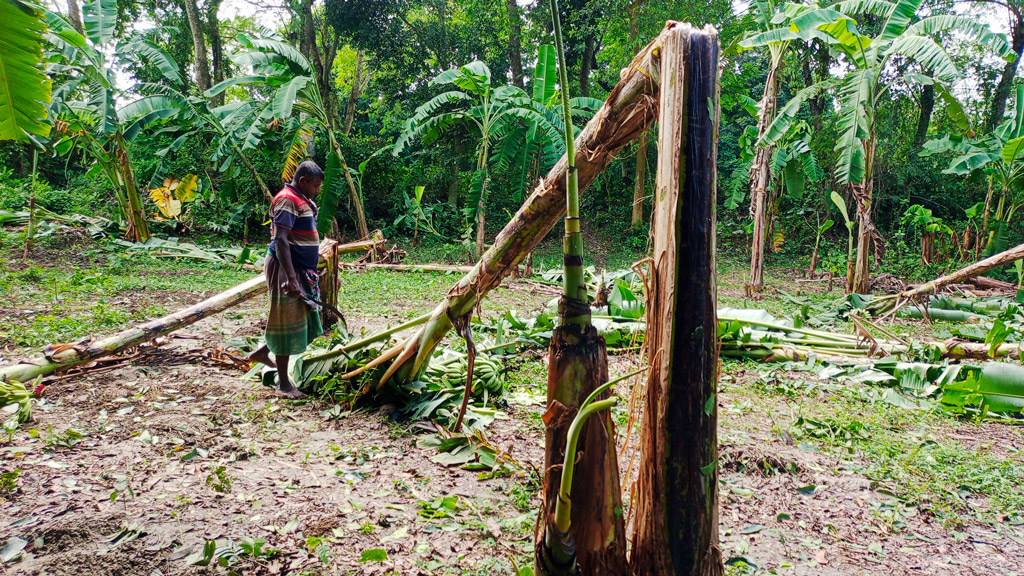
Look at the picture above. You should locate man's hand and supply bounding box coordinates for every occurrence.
[283,276,302,298]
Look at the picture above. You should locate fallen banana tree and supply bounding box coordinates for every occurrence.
[116,232,385,271]
[870,242,1024,316]
[0,240,342,383]
[0,207,120,238]
[343,22,667,404]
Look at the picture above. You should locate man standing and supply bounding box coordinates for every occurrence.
[248,161,325,398]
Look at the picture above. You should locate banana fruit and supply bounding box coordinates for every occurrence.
[425,350,506,396]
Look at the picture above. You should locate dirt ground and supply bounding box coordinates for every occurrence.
[2,248,1024,575]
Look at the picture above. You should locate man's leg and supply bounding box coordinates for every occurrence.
[246,345,276,368]
[275,354,306,399]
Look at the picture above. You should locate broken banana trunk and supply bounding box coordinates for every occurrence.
[630,24,724,576]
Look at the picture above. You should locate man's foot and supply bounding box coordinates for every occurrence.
[276,385,306,399]
[247,347,276,368]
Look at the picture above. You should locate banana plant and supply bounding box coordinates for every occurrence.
[901,204,954,264]
[758,0,1015,293]
[923,85,1024,258]
[393,61,561,259]
[119,87,275,201]
[0,0,51,144]
[43,0,186,242]
[490,45,603,203]
[738,106,823,257]
[207,31,369,238]
[737,0,848,295]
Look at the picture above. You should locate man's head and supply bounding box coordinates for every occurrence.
[291,160,324,198]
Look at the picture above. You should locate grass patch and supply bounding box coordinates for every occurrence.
[726,360,1024,523]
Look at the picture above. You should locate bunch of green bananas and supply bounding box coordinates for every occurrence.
[1,381,33,430]
[426,350,506,396]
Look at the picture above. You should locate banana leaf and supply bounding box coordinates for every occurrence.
[940,362,1024,415]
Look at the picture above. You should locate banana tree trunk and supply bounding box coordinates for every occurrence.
[351,24,672,397]
[631,131,648,227]
[746,58,780,297]
[630,23,723,576]
[538,325,627,575]
[474,139,490,259]
[0,241,340,383]
[851,137,877,294]
[114,134,151,242]
[0,277,265,383]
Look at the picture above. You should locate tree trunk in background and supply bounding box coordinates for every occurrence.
[631,23,723,576]
[809,42,830,133]
[507,0,524,88]
[183,0,211,93]
[914,71,934,146]
[986,9,1024,130]
[851,137,877,294]
[299,0,316,66]
[580,34,596,97]
[300,0,338,129]
[206,0,225,106]
[343,50,365,135]
[746,58,780,297]
[67,0,84,34]
[631,131,647,227]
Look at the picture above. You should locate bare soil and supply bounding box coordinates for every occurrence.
[2,248,1023,575]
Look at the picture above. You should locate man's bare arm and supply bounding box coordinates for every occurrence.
[273,225,302,297]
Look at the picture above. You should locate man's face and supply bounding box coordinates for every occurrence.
[299,176,323,198]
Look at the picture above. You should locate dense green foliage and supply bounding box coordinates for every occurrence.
[1,0,1022,279]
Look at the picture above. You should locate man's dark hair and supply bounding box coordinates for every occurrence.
[292,160,324,183]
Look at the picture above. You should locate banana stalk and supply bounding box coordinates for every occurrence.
[536,1,627,574]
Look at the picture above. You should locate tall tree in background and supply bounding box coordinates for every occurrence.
[66,0,84,33]
[343,49,366,134]
[182,0,212,93]
[980,0,1024,129]
[205,0,225,106]
[507,0,525,87]
[914,68,935,146]
[294,0,340,127]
